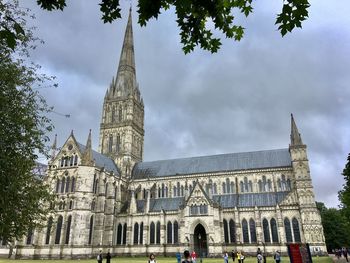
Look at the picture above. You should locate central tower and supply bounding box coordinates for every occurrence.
[99,9,144,177]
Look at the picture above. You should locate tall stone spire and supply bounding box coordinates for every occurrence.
[290,114,303,146]
[82,129,94,166]
[99,8,144,175]
[107,7,139,99]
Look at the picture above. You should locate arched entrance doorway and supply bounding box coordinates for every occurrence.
[194,224,208,258]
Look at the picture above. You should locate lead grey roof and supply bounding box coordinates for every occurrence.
[122,191,291,213]
[213,192,290,208]
[77,143,120,175]
[132,148,291,179]
[149,197,184,212]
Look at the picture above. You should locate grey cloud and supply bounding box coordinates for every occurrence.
[19,0,350,208]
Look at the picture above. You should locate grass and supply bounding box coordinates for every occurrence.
[0,256,333,263]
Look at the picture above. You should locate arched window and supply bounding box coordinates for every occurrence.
[94,179,99,194]
[258,180,263,192]
[70,156,74,166]
[267,179,272,191]
[69,200,73,209]
[123,223,127,244]
[117,224,122,245]
[249,218,257,243]
[167,221,173,244]
[116,135,121,153]
[248,180,253,192]
[88,216,94,245]
[263,218,271,243]
[173,186,177,197]
[56,179,60,193]
[55,215,63,244]
[60,177,65,193]
[64,157,68,167]
[60,158,64,167]
[65,215,72,244]
[134,223,139,244]
[277,178,281,191]
[108,134,113,153]
[71,177,76,192]
[26,228,33,245]
[223,219,229,243]
[150,222,155,244]
[174,221,179,244]
[229,219,236,243]
[292,218,301,242]
[177,182,180,196]
[165,186,168,197]
[112,107,116,122]
[244,177,249,192]
[226,178,230,193]
[270,218,279,243]
[230,182,235,193]
[74,155,78,165]
[284,218,293,243]
[140,222,144,244]
[222,182,226,194]
[119,108,122,122]
[213,183,217,194]
[45,217,53,245]
[242,219,249,243]
[65,176,70,193]
[105,183,109,196]
[156,221,161,244]
[92,174,96,192]
[240,181,244,193]
[181,186,184,196]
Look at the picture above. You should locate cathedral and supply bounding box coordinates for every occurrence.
[3,10,326,259]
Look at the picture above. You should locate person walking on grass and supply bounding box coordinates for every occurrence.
[274,251,281,263]
[106,250,111,263]
[224,251,229,263]
[97,250,103,263]
[148,253,156,263]
[182,250,192,263]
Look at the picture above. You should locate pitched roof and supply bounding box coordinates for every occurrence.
[213,192,290,208]
[77,143,120,175]
[127,191,291,213]
[132,148,292,179]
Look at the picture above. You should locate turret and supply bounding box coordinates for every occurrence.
[82,129,94,166]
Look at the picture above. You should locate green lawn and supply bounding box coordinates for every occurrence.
[0,256,333,263]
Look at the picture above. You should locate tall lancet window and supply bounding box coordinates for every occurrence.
[119,108,122,122]
[112,107,116,122]
[55,215,63,244]
[108,134,113,153]
[292,218,301,242]
[116,135,121,153]
[263,218,271,243]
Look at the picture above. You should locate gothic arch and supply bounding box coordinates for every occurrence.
[189,219,210,234]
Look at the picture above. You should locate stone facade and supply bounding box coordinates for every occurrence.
[0,9,326,259]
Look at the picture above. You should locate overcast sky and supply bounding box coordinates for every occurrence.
[21,0,350,208]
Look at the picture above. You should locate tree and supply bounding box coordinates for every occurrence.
[35,0,310,53]
[0,0,55,246]
[316,202,350,252]
[339,153,350,220]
